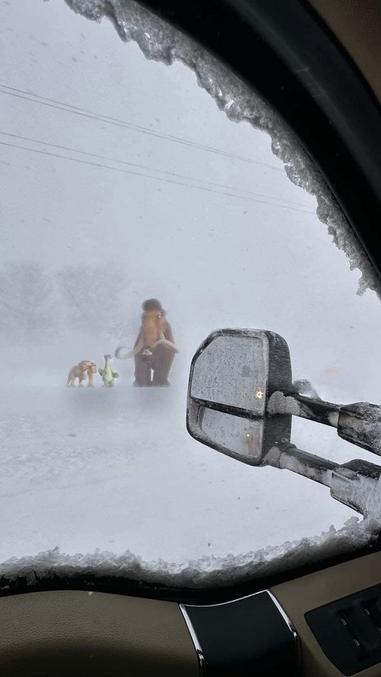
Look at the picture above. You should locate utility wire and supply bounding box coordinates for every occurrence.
[1,139,272,203]
[0,82,282,172]
[0,139,314,214]
[0,130,310,212]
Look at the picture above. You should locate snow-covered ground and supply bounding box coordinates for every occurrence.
[0,363,374,570]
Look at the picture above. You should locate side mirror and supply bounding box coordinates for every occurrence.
[187,329,292,465]
[187,328,381,517]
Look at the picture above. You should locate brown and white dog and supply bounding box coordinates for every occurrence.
[67,360,97,387]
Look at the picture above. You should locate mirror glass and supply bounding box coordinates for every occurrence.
[200,408,265,463]
[190,334,267,414]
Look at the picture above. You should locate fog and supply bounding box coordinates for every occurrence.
[1,0,381,574]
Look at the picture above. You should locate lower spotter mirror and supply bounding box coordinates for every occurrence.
[187,329,381,516]
[187,329,292,465]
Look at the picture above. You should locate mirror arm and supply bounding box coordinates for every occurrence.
[268,392,381,457]
[268,444,336,487]
[337,402,381,456]
[267,444,381,516]
[268,391,340,427]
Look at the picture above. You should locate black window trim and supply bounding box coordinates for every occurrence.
[138,0,381,287]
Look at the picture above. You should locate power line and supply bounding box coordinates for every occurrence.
[0,82,283,172]
[0,138,278,205]
[0,139,235,198]
[0,141,314,214]
[0,130,309,212]
[0,139,314,215]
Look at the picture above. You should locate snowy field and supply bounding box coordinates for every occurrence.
[0,360,374,571]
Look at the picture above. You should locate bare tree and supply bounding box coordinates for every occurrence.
[57,264,126,336]
[0,261,56,343]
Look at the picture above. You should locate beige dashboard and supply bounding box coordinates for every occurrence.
[0,590,199,676]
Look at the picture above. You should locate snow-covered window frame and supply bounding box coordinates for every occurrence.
[66,0,380,299]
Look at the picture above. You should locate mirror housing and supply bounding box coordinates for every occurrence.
[187,329,293,465]
[187,328,381,516]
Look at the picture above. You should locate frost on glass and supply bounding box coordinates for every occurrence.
[0,516,375,590]
[66,0,380,298]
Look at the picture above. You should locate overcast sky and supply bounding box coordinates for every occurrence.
[1,0,381,405]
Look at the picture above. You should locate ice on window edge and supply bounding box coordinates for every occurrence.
[3,0,375,587]
[65,0,380,299]
[0,516,378,590]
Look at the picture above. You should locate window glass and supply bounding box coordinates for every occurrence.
[1,0,381,584]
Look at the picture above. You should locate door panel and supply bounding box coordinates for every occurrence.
[272,551,381,676]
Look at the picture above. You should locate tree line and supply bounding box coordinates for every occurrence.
[0,261,127,344]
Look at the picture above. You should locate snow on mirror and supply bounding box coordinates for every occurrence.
[1,0,381,589]
[190,334,268,412]
[188,330,291,464]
